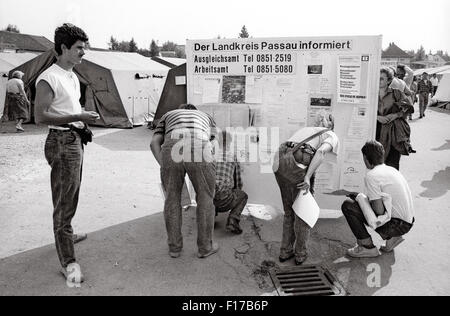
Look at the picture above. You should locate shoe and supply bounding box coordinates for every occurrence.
[61,262,84,283]
[226,218,243,235]
[16,126,24,133]
[380,236,405,253]
[278,253,294,263]
[198,242,219,258]
[169,251,181,258]
[73,233,87,244]
[409,149,417,154]
[295,255,307,265]
[346,245,380,258]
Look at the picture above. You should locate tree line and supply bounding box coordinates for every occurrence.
[3,23,447,62]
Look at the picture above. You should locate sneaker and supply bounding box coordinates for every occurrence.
[198,242,219,258]
[346,245,380,258]
[16,126,24,133]
[169,251,181,258]
[380,236,405,253]
[295,255,308,265]
[61,262,84,283]
[226,218,243,235]
[278,253,294,263]
[73,233,87,244]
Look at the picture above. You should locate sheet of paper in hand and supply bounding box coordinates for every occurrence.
[293,191,320,228]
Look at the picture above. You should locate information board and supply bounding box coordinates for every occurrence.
[186,36,382,211]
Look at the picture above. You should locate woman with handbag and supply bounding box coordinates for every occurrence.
[273,113,339,265]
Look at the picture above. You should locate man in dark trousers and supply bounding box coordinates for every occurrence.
[417,72,433,118]
[341,141,415,258]
[151,104,219,259]
[34,24,99,284]
[213,130,248,234]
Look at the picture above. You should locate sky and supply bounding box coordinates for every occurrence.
[1,0,449,53]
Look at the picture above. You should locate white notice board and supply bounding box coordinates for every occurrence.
[186,36,382,211]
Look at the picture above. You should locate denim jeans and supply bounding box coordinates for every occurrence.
[44,130,83,268]
[214,189,248,221]
[341,199,414,245]
[160,138,216,255]
[419,92,429,117]
[275,173,314,261]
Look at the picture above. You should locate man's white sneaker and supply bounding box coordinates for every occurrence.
[346,245,381,258]
[61,262,85,284]
[380,236,405,253]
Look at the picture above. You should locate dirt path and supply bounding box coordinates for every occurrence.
[0,122,164,258]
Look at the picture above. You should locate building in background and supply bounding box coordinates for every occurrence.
[381,42,412,68]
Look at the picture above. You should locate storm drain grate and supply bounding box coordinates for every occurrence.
[269,265,345,296]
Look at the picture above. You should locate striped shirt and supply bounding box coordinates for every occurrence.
[154,109,216,140]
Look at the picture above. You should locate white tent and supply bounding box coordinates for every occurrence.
[413,65,450,76]
[433,69,450,105]
[8,50,170,127]
[0,52,37,118]
[79,50,171,127]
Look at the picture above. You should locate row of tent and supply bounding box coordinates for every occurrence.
[3,50,448,128]
[1,50,187,128]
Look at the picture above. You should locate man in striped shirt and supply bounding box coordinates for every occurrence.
[151,104,219,259]
[213,131,248,234]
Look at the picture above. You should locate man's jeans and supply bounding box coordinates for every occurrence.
[419,92,429,117]
[275,173,314,261]
[341,199,414,245]
[214,189,248,221]
[160,138,216,255]
[44,130,83,268]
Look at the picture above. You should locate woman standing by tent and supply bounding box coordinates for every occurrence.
[6,70,30,132]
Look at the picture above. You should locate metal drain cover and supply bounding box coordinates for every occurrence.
[269,265,345,296]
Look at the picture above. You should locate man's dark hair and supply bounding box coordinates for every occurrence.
[179,103,197,110]
[54,23,89,56]
[361,140,385,166]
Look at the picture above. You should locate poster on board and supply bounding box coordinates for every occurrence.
[186,36,382,209]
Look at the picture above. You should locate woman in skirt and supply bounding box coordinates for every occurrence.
[6,70,30,132]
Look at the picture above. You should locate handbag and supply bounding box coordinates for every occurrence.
[273,129,330,185]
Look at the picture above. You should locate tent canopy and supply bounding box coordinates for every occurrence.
[413,65,450,76]
[153,63,187,127]
[6,50,170,128]
[1,52,38,119]
[0,53,38,73]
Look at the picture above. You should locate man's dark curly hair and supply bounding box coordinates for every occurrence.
[54,23,89,56]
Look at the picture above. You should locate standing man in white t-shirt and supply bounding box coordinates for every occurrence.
[430,74,439,97]
[34,24,99,284]
[341,140,415,258]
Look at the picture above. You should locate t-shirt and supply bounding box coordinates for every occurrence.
[365,164,415,224]
[36,64,83,129]
[154,109,216,140]
[6,78,23,94]
[288,127,340,155]
[430,77,439,87]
